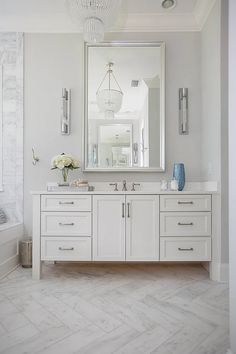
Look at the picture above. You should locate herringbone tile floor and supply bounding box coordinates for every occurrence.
[0,263,229,354]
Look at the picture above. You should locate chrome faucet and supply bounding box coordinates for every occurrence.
[131,183,141,191]
[109,183,118,191]
[122,180,127,191]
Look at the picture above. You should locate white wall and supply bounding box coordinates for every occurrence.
[201,0,229,272]
[220,0,229,267]
[24,32,202,235]
[24,34,83,236]
[201,1,221,182]
[229,0,236,351]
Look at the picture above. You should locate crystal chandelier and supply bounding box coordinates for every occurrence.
[96,62,123,118]
[66,0,122,43]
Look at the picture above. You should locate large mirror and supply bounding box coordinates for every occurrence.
[84,42,165,171]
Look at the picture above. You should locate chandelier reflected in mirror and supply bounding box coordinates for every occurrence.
[96,62,123,119]
[66,0,122,43]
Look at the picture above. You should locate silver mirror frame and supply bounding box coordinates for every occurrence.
[83,41,166,172]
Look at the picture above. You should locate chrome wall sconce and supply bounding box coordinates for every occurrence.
[61,88,71,135]
[179,88,189,135]
[133,143,139,165]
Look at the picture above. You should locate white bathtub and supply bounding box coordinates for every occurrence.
[0,222,24,278]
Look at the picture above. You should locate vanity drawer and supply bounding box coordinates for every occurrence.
[41,212,92,236]
[41,195,91,212]
[160,237,211,261]
[160,195,211,212]
[160,212,211,237]
[41,237,91,261]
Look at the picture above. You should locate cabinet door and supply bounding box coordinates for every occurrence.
[126,195,159,261]
[93,195,125,261]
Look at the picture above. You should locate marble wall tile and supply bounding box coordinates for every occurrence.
[0,33,23,223]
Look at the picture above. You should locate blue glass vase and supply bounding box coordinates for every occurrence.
[173,163,185,191]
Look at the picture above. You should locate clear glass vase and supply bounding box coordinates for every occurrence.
[60,168,69,186]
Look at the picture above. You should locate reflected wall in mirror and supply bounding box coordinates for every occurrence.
[84,42,165,171]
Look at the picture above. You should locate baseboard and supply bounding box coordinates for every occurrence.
[210,262,229,282]
[220,263,229,282]
[0,254,19,279]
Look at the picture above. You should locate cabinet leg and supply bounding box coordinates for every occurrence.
[32,261,42,280]
[32,194,42,280]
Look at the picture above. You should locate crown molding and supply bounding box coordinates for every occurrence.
[0,0,217,33]
[113,13,200,33]
[112,0,217,33]
[194,0,217,30]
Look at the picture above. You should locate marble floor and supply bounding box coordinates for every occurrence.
[0,263,229,354]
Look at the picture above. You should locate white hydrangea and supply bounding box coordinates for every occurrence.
[51,153,80,170]
[72,158,80,168]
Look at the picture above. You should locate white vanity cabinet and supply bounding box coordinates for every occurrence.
[32,192,212,279]
[160,195,212,261]
[93,194,159,261]
[126,195,159,261]
[93,195,126,261]
[32,194,93,280]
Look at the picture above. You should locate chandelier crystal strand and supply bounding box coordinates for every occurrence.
[96,62,123,118]
[66,0,122,43]
[83,17,104,43]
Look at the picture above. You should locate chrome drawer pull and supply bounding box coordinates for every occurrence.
[58,247,74,251]
[59,201,74,205]
[178,222,194,226]
[122,203,125,218]
[178,247,194,251]
[127,203,131,218]
[178,201,193,205]
[59,222,74,226]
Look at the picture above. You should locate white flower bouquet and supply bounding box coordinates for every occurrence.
[51,153,80,184]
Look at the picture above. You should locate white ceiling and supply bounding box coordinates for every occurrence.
[122,0,198,14]
[0,0,217,32]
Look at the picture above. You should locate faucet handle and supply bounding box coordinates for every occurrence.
[131,183,141,191]
[109,183,118,191]
[122,180,127,191]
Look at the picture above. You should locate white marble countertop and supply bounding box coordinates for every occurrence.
[31,190,217,195]
[31,181,219,195]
